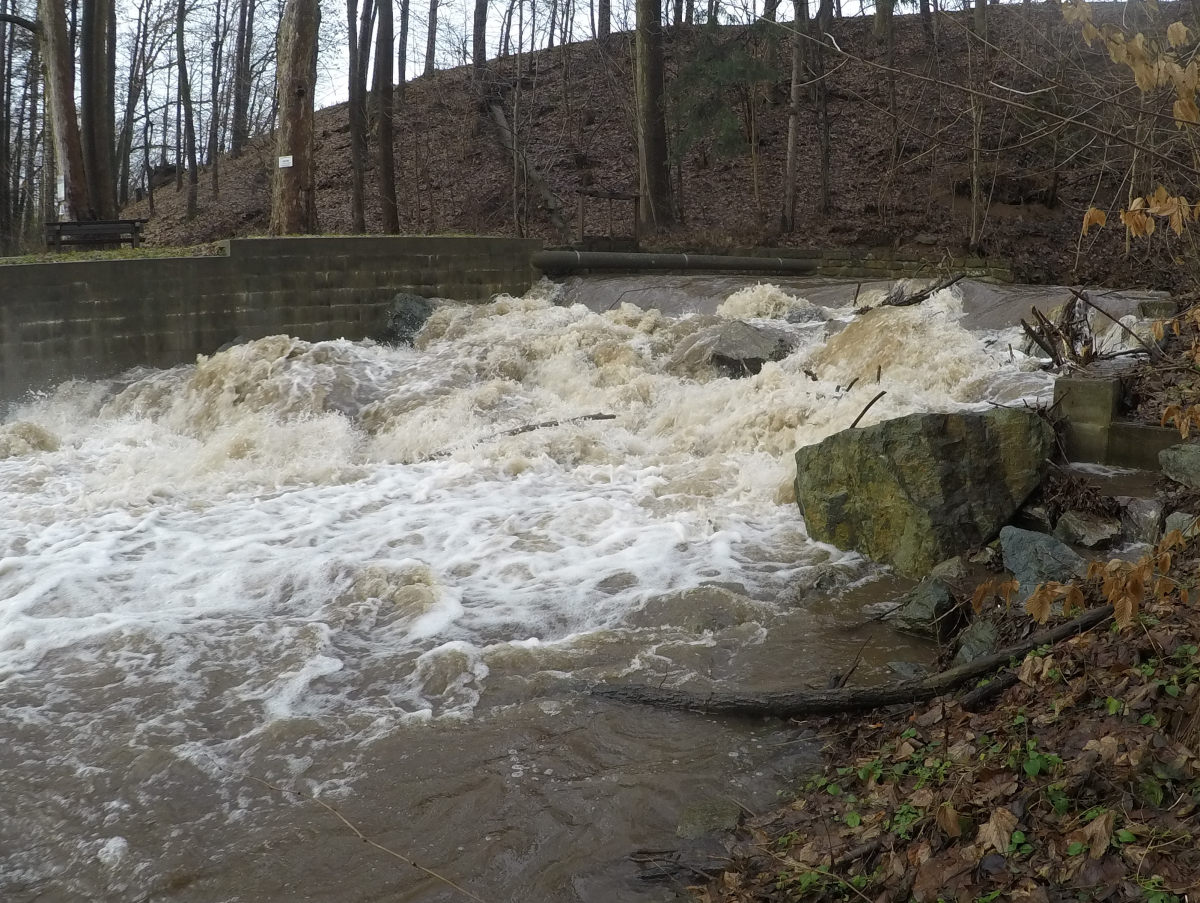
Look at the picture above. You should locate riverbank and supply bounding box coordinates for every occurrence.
[692,312,1200,902]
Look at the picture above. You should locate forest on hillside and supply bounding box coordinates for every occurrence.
[5,0,1200,286]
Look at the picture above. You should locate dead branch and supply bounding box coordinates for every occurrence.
[584,605,1113,718]
[882,273,966,307]
[1069,287,1166,362]
[425,413,616,460]
[850,391,887,428]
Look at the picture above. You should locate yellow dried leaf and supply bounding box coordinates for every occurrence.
[1026,583,1053,624]
[1133,61,1157,92]
[936,802,962,838]
[1114,592,1137,629]
[1063,584,1086,617]
[1121,208,1155,238]
[1062,0,1092,25]
[1081,21,1101,45]
[1168,20,1190,48]
[1153,320,1166,341]
[1081,206,1107,235]
[977,807,1017,854]
[1174,97,1200,128]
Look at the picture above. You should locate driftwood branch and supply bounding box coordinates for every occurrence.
[586,605,1113,718]
[424,413,616,460]
[882,273,966,307]
[850,391,886,428]
[1068,287,1166,362]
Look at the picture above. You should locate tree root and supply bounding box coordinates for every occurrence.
[585,605,1113,718]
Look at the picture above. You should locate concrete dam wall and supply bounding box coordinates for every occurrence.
[0,236,541,404]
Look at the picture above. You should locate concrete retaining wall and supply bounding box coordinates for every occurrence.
[0,236,540,403]
[1054,374,1180,469]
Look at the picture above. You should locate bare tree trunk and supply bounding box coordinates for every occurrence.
[472,0,487,81]
[347,0,368,231]
[782,0,804,232]
[813,0,831,215]
[230,0,252,155]
[973,0,985,39]
[39,0,91,219]
[423,0,437,74]
[548,0,558,48]
[673,0,682,25]
[919,0,932,44]
[762,0,778,21]
[208,0,229,195]
[269,0,320,234]
[176,0,198,218]
[81,0,117,218]
[375,0,399,231]
[396,0,409,101]
[597,0,609,37]
[635,0,672,230]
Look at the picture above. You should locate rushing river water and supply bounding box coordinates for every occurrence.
[0,276,1098,901]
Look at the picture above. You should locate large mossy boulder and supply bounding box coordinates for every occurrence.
[794,409,1053,577]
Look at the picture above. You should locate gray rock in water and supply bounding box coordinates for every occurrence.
[669,321,796,377]
[794,409,1053,577]
[887,661,930,681]
[1053,510,1121,549]
[884,578,959,640]
[1014,503,1054,534]
[379,292,435,345]
[952,619,999,666]
[1118,497,1163,545]
[1165,511,1200,539]
[676,798,744,840]
[999,526,1087,600]
[1160,443,1200,490]
[930,555,968,583]
[784,302,830,324]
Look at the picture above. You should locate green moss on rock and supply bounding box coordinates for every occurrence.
[794,409,1052,577]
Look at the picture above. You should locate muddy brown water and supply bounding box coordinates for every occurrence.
[2,275,1155,901]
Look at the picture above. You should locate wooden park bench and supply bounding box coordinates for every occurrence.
[45,219,148,251]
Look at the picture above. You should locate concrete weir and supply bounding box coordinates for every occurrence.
[1054,371,1179,470]
[0,236,540,403]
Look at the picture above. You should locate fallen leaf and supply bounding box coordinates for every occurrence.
[936,801,962,838]
[1083,809,1114,859]
[977,806,1018,854]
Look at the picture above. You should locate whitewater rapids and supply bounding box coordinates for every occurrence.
[0,279,1051,901]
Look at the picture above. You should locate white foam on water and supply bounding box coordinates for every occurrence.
[1,281,1050,722]
[0,278,1055,893]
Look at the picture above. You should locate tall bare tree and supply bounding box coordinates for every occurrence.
[423,0,436,74]
[269,0,319,233]
[635,0,672,229]
[38,0,92,219]
[80,0,117,217]
[346,0,372,231]
[375,0,399,231]
[175,0,198,217]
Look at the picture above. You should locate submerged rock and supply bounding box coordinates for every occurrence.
[794,409,1053,577]
[379,292,435,345]
[1118,497,1163,545]
[1160,443,1200,490]
[999,526,1087,600]
[1053,510,1121,549]
[883,578,959,640]
[668,320,796,377]
[952,619,999,666]
[1165,511,1200,540]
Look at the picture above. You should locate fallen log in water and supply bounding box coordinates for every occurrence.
[585,605,1113,718]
